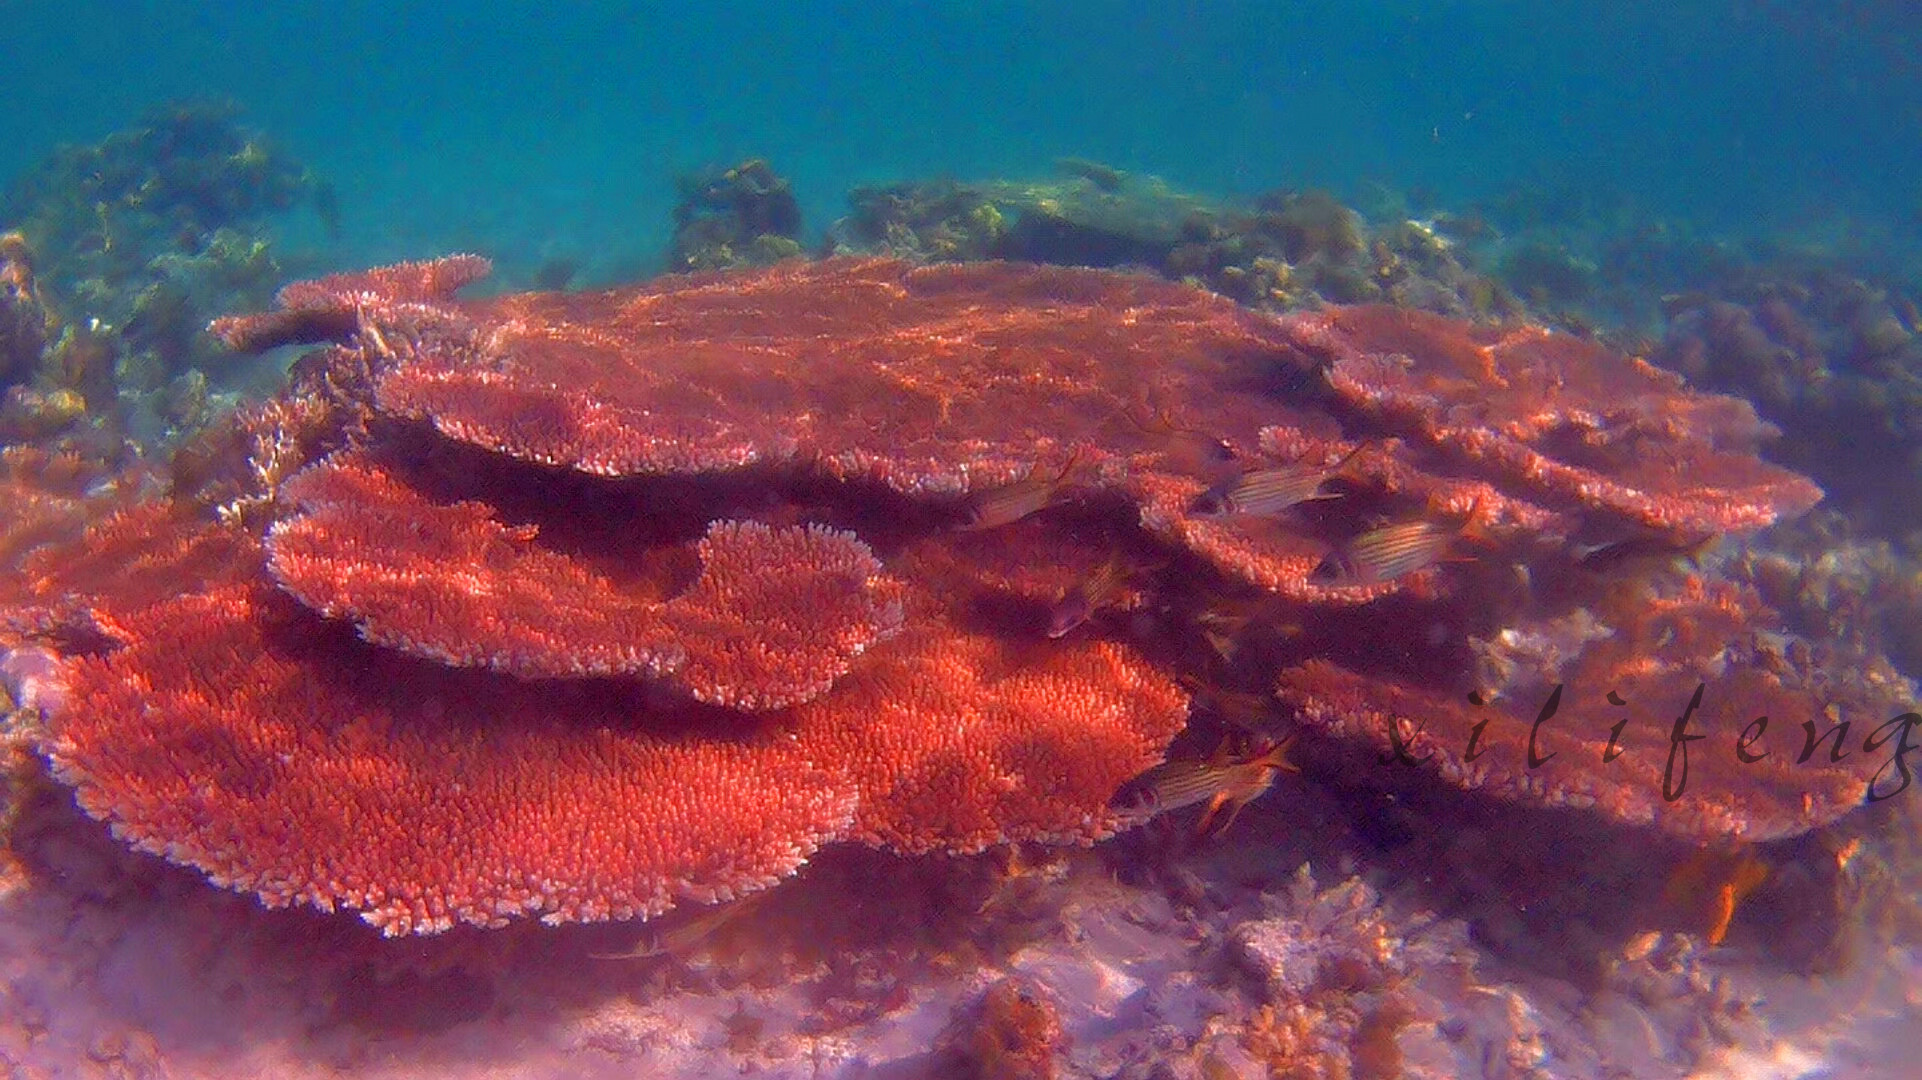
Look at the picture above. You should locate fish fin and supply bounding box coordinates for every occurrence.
[1205,736,1240,766]
[1705,883,1738,946]
[1203,629,1239,662]
[1195,791,1230,836]
[1210,796,1250,836]
[1666,847,1768,945]
[1052,446,1088,485]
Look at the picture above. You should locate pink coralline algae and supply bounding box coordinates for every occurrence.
[2,255,1901,935]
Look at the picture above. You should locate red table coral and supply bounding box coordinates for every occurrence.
[1276,572,1911,841]
[267,451,904,708]
[17,255,1903,934]
[1300,305,1820,534]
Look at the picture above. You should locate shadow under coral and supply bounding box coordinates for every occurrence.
[4,728,1918,1079]
[2,759,1106,1077]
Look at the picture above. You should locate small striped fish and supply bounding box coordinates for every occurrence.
[1190,445,1361,518]
[1313,500,1481,586]
[958,450,1084,531]
[589,890,766,960]
[1114,737,1297,835]
[1047,554,1131,638]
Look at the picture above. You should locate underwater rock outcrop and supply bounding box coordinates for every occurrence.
[0,101,326,447]
[668,159,805,272]
[0,232,47,393]
[1657,275,1922,538]
[829,164,1521,320]
[3,255,1903,936]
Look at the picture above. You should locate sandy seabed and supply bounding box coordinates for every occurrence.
[3,746,1918,1080]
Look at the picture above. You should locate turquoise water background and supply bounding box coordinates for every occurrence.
[3,2,1916,274]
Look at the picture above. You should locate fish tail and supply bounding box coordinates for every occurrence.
[1256,734,1299,774]
[1329,440,1368,477]
[1458,492,1489,541]
[1054,445,1088,484]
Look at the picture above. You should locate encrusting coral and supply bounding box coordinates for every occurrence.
[3,254,1905,937]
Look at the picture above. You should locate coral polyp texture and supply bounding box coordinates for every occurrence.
[266,452,904,706]
[10,255,1902,935]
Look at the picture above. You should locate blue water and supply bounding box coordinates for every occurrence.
[4,1,1916,278]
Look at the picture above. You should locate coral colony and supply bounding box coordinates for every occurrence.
[0,252,1901,948]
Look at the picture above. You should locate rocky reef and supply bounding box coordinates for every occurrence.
[0,101,327,453]
[827,163,1524,323]
[669,159,806,272]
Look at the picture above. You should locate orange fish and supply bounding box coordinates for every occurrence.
[958,450,1084,531]
[1313,499,1481,586]
[1115,736,1297,836]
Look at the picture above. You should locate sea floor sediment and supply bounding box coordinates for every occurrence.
[3,745,1917,1080]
